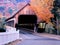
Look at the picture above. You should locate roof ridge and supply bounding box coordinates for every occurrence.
[5,3,30,21]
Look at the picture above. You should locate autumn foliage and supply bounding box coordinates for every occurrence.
[30,0,54,23]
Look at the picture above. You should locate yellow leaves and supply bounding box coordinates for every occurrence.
[30,0,54,23]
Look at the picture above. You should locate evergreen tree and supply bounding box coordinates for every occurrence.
[51,0,60,18]
[51,0,60,34]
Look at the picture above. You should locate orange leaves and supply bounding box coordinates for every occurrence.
[30,0,54,23]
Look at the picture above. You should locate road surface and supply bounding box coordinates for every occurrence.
[17,29,60,45]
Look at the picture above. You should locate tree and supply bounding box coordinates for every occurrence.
[51,0,60,34]
[30,0,54,23]
[51,0,60,24]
